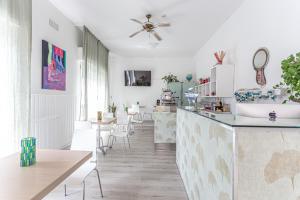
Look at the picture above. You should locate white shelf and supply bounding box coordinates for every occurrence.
[196,64,234,98]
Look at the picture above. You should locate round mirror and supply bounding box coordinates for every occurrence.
[253,47,269,86]
[253,48,269,69]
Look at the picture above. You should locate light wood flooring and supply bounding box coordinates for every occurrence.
[45,122,188,200]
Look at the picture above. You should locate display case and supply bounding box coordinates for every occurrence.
[167,82,196,106]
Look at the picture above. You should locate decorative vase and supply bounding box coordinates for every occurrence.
[20,137,36,167]
[186,74,193,82]
[214,51,226,65]
[97,111,102,121]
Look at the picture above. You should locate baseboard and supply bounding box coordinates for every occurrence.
[154,143,176,151]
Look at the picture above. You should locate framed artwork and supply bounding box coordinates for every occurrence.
[42,40,66,90]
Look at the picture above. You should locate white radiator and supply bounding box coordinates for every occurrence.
[31,94,76,149]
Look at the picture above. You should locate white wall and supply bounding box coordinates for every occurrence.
[31,0,82,149]
[195,0,300,91]
[109,53,195,112]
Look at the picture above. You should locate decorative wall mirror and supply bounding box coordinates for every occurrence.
[253,48,269,86]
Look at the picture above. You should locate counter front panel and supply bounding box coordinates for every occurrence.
[176,108,234,200]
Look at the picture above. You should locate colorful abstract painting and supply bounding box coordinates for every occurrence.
[42,40,66,90]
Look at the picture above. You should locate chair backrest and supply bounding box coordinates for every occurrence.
[74,121,92,131]
[117,111,129,125]
[103,112,114,119]
[71,127,97,161]
[131,104,140,113]
[115,111,132,134]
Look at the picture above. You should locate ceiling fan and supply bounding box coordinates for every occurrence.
[129,14,171,41]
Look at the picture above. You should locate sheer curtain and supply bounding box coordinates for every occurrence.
[97,40,109,113]
[79,27,109,120]
[0,0,32,157]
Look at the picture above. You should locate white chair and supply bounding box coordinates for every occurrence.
[131,104,143,121]
[109,112,132,150]
[96,112,115,154]
[142,106,153,121]
[74,121,93,130]
[63,124,104,199]
[128,104,144,131]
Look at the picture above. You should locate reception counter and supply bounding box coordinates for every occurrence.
[176,107,300,200]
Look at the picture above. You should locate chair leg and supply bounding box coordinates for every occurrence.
[108,135,115,148]
[64,184,67,197]
[82,181,86,200]
[109,136,115,148]
[100,137,104,148]
[122,137,126,151]
[127,135,131,149]
[94,168,104,198]
[130,124,135,135]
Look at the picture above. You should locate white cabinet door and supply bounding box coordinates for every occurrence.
[216,64,234,97]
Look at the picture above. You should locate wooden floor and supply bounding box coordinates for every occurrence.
[45,122,188,200]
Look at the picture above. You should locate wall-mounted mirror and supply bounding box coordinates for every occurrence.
[253,48,269,86]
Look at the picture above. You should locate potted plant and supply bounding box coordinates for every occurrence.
[108,103,117,117]
[162,74,179,84]
[123,104,128,113]
[274,52,300,103]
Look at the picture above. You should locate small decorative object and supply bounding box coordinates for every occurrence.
[42,40,66,91]
[274,52,300,103]
[199,77,211,84]
[162,74,179,84]
[108,103,117,117]
[234,88,278,103]
[253,48,269,87]
[20,137,36,167]
[214,50,226,65]
[123,104,128,113]
[269,111,277,121]
[156,99,160,106]
[198,78,203,84]
[186,74,193,82]
[97,111,102,121]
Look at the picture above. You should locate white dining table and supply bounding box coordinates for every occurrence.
[0,149,92,200]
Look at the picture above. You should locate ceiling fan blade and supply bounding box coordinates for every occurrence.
[152,31,162,41]
[129,29,145,38]
[158,23,171,27]
[130,18,144,25]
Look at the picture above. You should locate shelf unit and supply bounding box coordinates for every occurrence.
[195,64,234,98]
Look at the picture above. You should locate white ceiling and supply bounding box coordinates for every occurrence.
[49,0,244,57]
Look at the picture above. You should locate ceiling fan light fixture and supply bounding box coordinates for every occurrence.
[129,14,171,41]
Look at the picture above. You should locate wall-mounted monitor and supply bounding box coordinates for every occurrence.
[124,70,151,86]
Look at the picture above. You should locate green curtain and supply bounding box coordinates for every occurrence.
[97,40,109,114]
[79,27,109,120]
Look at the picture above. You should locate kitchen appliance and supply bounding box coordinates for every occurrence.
[161,89,177,106]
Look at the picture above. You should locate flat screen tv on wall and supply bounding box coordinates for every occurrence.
[124,70,151,86]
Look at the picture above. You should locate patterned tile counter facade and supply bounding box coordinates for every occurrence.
[176,108,233,200]
[153,112,177,143]
[177,108,300,200]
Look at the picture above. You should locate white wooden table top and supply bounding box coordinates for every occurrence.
[91,118,117,125]
[0,149,92,200]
